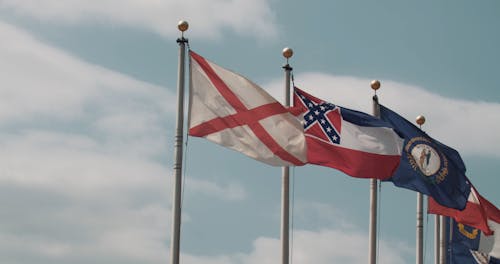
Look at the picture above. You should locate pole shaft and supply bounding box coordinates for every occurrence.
[281,167,290,264]
[281,64,292,264]
[369,95,380,264]
[170,38,187,264]
[435,215,440,264]
[416,193,424,264]
[368,178,378,264]
[439,216,447,264]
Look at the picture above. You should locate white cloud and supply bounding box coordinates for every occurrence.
[180,201,411,264]
[1,13,495,263]
[178,228,411,264]
[0,20,174,197]
[186,178,247,201]
[0,20,251,264]
[0,203,171,263]
[293,200,356,230]
[0,0,278,40]
[0,21,174,124]
[267,73,500,157]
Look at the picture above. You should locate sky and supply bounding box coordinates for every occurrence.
[0,0,499,263]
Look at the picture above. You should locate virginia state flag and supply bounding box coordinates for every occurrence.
[292,87,404,179]
[379,105,470,210]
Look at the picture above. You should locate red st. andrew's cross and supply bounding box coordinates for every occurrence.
[189,51,305,165]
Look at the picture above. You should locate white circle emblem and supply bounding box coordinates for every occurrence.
[410,144,440,176]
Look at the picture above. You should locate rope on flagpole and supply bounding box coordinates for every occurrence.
[180,126,189,208]
[180,44,192,209]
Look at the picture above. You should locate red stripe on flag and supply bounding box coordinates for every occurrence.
[189,102,287,136]
[249,120,305,166]
[306,136,401,179]
[190,51,246,112]
[428,186,499,235]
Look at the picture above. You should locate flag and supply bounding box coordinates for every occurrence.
[188,51,307,166]
[448,218,500,263]
[429,185,500,235]
[379,105,470,210]
[292,87,404,179]
[449,232,498,264]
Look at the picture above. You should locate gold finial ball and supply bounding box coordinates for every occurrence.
[282,47,293,59]
[178,20,189,32]
[371,80,381,90]
[416,115,426,126]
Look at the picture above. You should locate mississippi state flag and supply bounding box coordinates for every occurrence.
[292,87,403,179]
[188,51,307,166]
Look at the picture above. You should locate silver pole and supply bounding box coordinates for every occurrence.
[415,115,425,264]
[170,20,188,264]
[281,47,293,264]
[369,80,381,264]
[416,193,424,264]
[368,177,378,264]
[435,215,441,264]
[281,167,290,264]
[439,216,447,264]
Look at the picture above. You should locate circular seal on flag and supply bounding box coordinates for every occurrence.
[405,137,448,184]
[410,144,440,176]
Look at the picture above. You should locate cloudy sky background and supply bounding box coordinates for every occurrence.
[0,0,499,263]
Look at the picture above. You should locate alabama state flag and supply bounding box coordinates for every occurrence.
[188,51,307,166]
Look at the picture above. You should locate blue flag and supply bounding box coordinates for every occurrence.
[448,219,500,264]
[379,105,470,210]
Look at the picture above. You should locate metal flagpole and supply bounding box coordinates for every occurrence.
[170,20,188,264]
[434,215,441,264]
[416,192,424,264]
[369,80,381,264]
[415,115,426,264]
[439,216,447,264]
[281,47,293,264]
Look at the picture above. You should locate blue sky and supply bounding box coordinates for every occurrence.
[0,1,499,263]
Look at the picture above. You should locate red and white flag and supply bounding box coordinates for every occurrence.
[428,185,500,235]
[188,51,307,166]
[292,87,403,179]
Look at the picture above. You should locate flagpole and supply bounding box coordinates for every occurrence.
[416,192,424,264]
[170,20,188,264]
[281,47,293,264]
[415,115,426,264]
[434,215,441,264]
[439,216,447,264]
[369,80,381,264]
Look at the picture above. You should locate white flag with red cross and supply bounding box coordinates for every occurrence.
[188,51,307,166]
